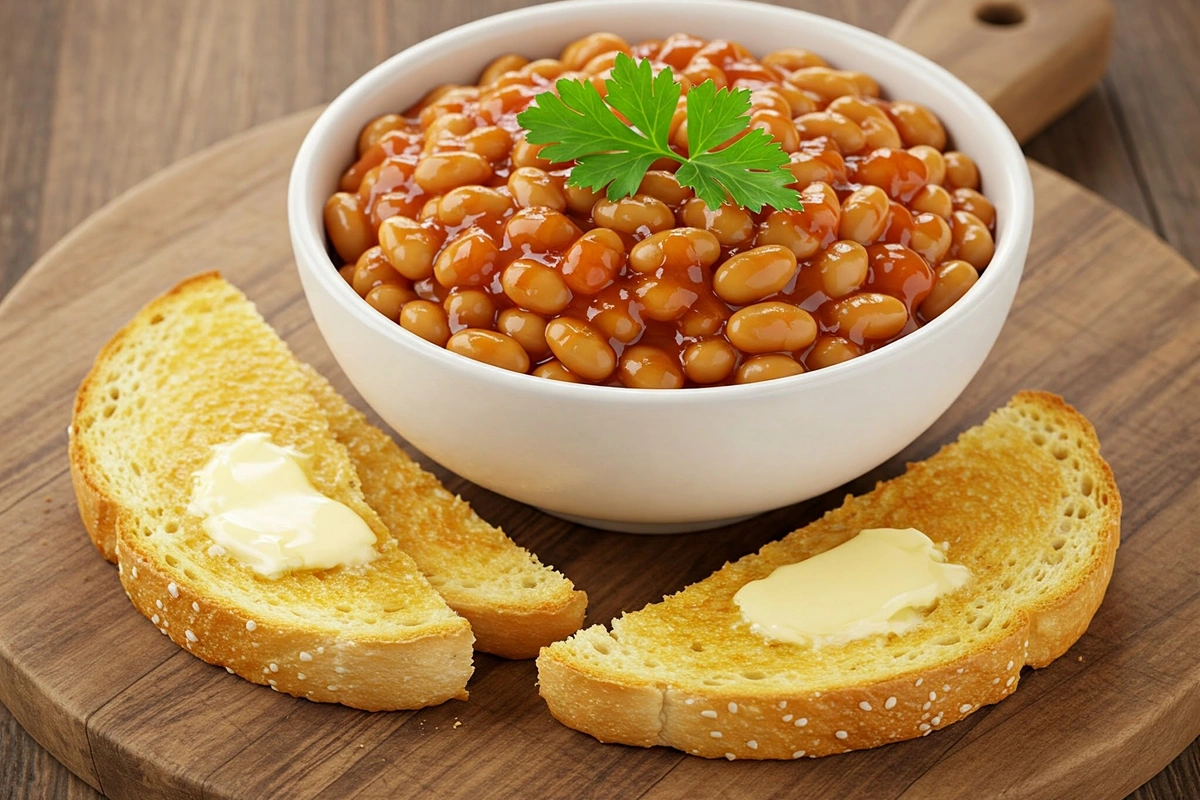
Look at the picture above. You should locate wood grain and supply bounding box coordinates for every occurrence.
[890,0,1114,143]
[0,1,1198,798]
[1,111,1198,800]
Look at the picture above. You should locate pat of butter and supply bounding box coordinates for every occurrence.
[188,433,377,579]
[734,528,970,647]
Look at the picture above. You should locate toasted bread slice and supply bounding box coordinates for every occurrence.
[301,367,586,659]
[538,392,1121,759]
[70,273,473,710]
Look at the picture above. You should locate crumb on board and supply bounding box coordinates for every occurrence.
[453,720,462,729]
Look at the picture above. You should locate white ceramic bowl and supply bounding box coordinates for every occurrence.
[288,0,1033,533]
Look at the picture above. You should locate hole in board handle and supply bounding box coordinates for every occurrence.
[976,2,1027,26]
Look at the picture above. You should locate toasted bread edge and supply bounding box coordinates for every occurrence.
[536,391,1122,759]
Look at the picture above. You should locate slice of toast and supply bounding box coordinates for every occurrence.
[73,274,586,660]
[537,392,1121,759]
[301,367,586,659]
[71,273,473,710]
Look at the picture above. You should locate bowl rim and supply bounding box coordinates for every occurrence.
[288,0,1034,404]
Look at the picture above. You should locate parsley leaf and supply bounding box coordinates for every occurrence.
[517,52,802,212]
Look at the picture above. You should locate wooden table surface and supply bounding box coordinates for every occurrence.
[1,1,1196,797]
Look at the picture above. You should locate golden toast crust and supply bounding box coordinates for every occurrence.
[70,273,474,710]
[537,392,1121,759]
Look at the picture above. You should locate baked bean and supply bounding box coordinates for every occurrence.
[679,199,755,247]
[785,67,861,103]
[564,184,602,217]
[502,259,573,315]
[864,243,935,310]
[531,360,578,382]
[908,212,952,266]
[371,190,429,231]
[634,276,699,321]
[378,216,444,281]
[749,109,800,152]
[920,260,979,321]
[358,114,408,156]
[943,151,980,190]
[446,329,530,372]
[639,170,693,207]
[324,192,374,263]
[777,83,817,116]
[656,33,706,69]
[521,58,568,83]
[887,101,947,149]
[418,197,441,221]
[464,126,514,162]
[682,339,738,384]
[757,210,818,260]
[505,207,582,252]
[749,88,792,117]
[504,167,565,211]
[950,210,995,269]
[826,96,901,150]
[853,148,927,202]
[909,184,954,218]
[545,317,617,381]
[423,114,473,152]
[558,229,624,294]
[593,194,675,236]
[793,111,866,153]
[497,308,550,357]
[582,50,623,76]
[672,288,725,335]
[726,301,817,354]
[839,185,890,244]
[365,283,417,320]
[405,83,461,116]
[414,151,493,194]
[444,289,496,330]
[436,186,513,227]
[629,227,721,274]
[618,345,685,389]
[713,245,798,304]
[681,56,727,90]
[735,354,804,383]
[480,53,530,85]
[511,138,553,169]
[762,48,828,72]
[592,302,645,343]
[338,264,356,284]
[352,246,404,296]
[908,145,946,186]
[562,32,631,70]
[399,300,451,346]
[694,38,751,66]
[805,335,864,370]
[828,292,909,341]
[951,187,995,228]
[816,240,869,298]
[848,71,880,97]
[434,229,502,288]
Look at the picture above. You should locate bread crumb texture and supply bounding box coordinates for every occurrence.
[538,392,1120,759]
[71,274,475,710]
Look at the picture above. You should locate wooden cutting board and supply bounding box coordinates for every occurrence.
[2,3,1198,799]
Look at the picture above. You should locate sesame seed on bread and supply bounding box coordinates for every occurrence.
[537,392,1120,759]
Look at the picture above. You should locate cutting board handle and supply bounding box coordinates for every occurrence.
[888,0,1113,143]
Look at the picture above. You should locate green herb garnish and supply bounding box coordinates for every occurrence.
[517,52,802,212]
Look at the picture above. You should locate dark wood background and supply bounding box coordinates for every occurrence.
[1,1,1196,797]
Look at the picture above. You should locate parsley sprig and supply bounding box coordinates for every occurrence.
[517,53,802,212]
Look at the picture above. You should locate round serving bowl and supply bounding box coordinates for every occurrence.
[288,0,1033,533]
